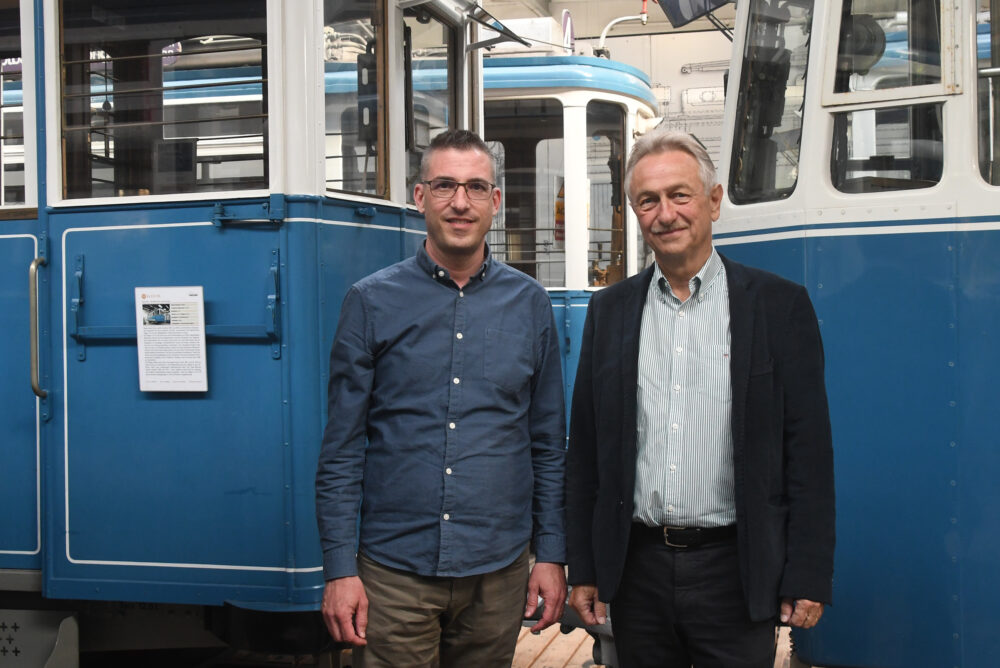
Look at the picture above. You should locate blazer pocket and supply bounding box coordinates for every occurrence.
[484,328,533,393]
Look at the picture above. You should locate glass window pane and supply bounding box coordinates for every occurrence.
[1,1,25,206]
[729,0,813,204]
[834,0,941,94]
[977,0,1000,184]
[325,0,383,196]
[831,102,943,193]
[484,99,564,287]
[61,0,267,199]
[586,101,626,287]
[404,8,453,204]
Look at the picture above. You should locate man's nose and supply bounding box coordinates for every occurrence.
[449,185,472,208]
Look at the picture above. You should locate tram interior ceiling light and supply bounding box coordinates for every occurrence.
[657,0,732,29]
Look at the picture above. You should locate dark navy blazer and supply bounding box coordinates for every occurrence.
[566,253,835,621]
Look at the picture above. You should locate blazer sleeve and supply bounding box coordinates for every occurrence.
[566,298,600,586]
[778,287,836,603]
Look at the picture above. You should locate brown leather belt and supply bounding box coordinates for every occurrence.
[632,522,737,549]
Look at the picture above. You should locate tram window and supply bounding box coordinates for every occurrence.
[830,102,942,193]
[586,101,626,287]
[403,8,454,204]
[1,0,25,206]
[60,0,267,199]
[326,0,384,197]
[729,0,812,204]
[484,99,565,287]
[833,0,941,95]
[977,2,1000,185]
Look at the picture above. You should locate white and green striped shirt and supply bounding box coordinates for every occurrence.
[633,249,736,528]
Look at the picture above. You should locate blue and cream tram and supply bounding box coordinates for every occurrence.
[0,0,492,660]
[482,53,659,405]
[715,0,1000,665]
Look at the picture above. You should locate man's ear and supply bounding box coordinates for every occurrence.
[414,182,426,213]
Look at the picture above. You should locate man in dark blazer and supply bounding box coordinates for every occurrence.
[566,129,834,667]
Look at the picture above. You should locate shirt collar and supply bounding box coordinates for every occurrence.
[653,247,723,303]
[416,241,493,286]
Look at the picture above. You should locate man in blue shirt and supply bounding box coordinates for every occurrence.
[316,129,567,667]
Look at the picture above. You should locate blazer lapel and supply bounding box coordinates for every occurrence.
[722,255,754,462]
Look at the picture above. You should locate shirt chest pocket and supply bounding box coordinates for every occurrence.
[484,328,534,393]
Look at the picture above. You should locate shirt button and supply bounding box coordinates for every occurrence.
[675,346,683,353]
[671,423,679,431]
[449,422,456,429]
[437,270,445,277]
[667,504,675,512]
[673,384,681,392]
[669,464,677,472]
[446,468,453,475]
[456,332,463,340]
[678,311,685,318]
[459,291,464,297]
[443,513,450,521]
[453,377,460,384]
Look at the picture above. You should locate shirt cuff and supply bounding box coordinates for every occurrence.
[322,547,359,581]
[533,533,567,564]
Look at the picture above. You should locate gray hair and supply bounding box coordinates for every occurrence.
[624,128,718,200]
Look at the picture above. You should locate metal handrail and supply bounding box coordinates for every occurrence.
[29,257,47,399]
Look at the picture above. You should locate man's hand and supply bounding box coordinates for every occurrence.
[780,598,824,629]
[569,584,607,626]
[321,576,369,646]
[524,562,567,633]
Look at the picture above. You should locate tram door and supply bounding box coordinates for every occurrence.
[0,233,42,571]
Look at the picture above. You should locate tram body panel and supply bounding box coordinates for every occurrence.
[1,231,42,571]
[715,0,1000,664]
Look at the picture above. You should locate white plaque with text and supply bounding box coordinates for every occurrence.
[134,286,208,392]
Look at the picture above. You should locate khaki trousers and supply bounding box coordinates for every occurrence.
[354,548,530,668]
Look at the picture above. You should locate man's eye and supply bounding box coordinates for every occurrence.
[433,180,457,192]
[638,197,658,210]
[467,181,491,195]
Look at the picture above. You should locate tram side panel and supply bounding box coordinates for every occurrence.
[955,228,1000,664]
[1,230,41,572]
[46,205,293,604]
[721,232,962,667]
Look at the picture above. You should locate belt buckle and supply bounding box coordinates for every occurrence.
[662,526,689,548]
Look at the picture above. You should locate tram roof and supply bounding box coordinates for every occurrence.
[483,56,657,108]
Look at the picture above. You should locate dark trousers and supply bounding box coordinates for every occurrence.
[610,528,776,668]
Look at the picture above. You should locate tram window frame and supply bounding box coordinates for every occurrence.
[0,0,37,213]
[325,0,387,199]
[58,0,269,201]
[728,0,814,205]
[820,0,961,108]
[484,97,565,288]
[585,100,627,288]
[976,1,1000,186]
[830,101,943,193]
[403,5,456,205]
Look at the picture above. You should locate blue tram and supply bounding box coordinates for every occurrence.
[0,0,486,659]
[714,0,1000,666]
[0,0,660,662]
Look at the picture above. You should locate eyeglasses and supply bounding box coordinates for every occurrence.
[422,178,495,200]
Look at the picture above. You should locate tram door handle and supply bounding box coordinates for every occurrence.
[29,256,47,399]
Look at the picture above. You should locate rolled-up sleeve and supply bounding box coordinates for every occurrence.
[315,286,373,580]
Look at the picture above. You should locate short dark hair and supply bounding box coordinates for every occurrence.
[419,129,496,182]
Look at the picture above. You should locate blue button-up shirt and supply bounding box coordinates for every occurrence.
[316,244,566,580]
